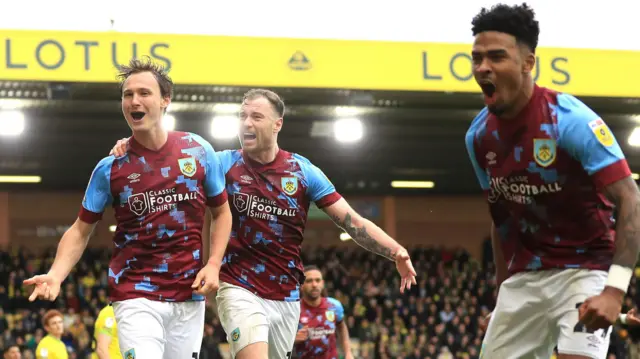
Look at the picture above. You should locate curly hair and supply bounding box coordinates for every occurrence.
[471,2,540,53]
[116,56,174,99]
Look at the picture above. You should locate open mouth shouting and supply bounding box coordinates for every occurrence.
[131,111,146,122]
[479,81,497,105]
[242,132,257,143]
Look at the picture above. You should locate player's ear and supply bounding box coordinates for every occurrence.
[161,96,171,112]
[274,117,283,134]
[522,49,535,74]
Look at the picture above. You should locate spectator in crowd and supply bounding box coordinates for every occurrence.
[3,344,21,359]
[35,310,67,359]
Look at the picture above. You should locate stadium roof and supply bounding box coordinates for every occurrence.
[1,81,640,195]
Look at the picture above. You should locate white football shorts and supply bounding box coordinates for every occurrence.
[112,297,205,359]
[216,282,300,359]
[481,268,612,359]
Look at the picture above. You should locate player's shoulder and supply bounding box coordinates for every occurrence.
[467,107,490,137]
[95,155,117,168]
[38,335,53,346]
[552,91,597,119]
[289,151,328,180]
[469,107,490,130]
[326,296,344,310]
[218,149,242,160]
[91,156,116,178]
[98,304,114,317]
[552,92,601,136]
[173,131,213,149]
[466,107,490,148]
[217,149,242,173]
[289,151,317,170]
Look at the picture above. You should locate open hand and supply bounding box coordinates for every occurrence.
[23,274,62,302]
[109,137,130,157]
[394,247,417,293]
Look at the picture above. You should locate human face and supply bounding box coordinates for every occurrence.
[472,31,534,116]
[301,269,323,300]
[4,346,21,359]
[121,72,170,133]
[239,96,282,154]
[45,315,64,337]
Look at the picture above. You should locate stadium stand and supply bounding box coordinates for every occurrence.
[1,243,639,359]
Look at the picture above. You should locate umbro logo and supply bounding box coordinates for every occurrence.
[486,152,496,165]
[127,173,141,183]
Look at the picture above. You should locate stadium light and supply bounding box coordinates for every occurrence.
[633,173,640,180]
[339,232,352,241]
[335,106,362,117]
[629,127,640,147]
[0,175,41,183]
[162,114,176,131]
[334,118,363,143]
[211,115,239,139]
[0,110,25,136]
[213,103,241,114]
[109,225,117,232]
[391,180,435,189]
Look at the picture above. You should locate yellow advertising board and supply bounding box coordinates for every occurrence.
[1,29,639,98]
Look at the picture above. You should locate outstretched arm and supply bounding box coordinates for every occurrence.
[322,198,416,292]
[49,218,97,282]
[323,198,402,260]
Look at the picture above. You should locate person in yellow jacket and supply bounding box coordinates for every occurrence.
[92,305,122,359]
[35,310,68,359]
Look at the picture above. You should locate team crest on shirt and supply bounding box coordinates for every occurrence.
[231,327,241,342]
[124,348,136,359]
[178,157,197,177]
[325,310,335,322]
[588,118,614,147]
[281,176,298,195]
[533,138,556,167]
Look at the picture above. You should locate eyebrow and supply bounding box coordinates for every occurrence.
[123,87,153,93]
[472,49,508,56]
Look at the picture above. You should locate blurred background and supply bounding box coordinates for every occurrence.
[1,0,640,358]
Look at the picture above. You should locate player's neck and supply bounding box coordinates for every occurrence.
[49,333,62,340]
[303,296,322,307]
[132,126,169,151]
[498,79,535,120]
[246,144,280,165]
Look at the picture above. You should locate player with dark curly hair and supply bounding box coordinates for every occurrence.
[466,3,640,359]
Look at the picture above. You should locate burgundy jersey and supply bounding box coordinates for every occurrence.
[217,149,342,301]
[295,297,345,359]
[79,131,228,302]
[465,85,631,274]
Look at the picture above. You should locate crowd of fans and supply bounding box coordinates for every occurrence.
[1,243,639,359]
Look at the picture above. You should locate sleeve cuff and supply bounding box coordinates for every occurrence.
[315,192,342,208]
[78,207,103,224]
[206,191,228,208]
[592,159,632,190]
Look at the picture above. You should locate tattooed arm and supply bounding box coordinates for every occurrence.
[322,198,404,261]
[604,176,640,280]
